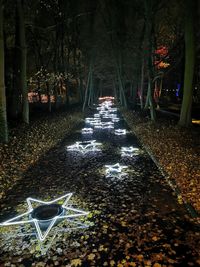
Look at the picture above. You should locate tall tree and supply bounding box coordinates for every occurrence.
[179,0,195,127]
[16,0,29,123]
[0,0,8,142]
[144,0,156,121]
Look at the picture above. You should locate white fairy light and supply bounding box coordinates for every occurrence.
[81,128,93,134]
[121,146,140,157]
[0,193,89,242]
[67,140,102,154]
[114,129,127,135]
[105,163,128,179]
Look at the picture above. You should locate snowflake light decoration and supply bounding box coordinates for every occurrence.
[105,163,128,179]
[67,140,102,154]
[114,129,127,135]
[121,146,140,157]
[0,193,89,243]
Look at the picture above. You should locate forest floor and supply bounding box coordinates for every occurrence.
[123,110,200,216]
[0,108,84,200]
[0,107,199,266]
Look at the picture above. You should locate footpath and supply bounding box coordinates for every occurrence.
[0,98,199,267]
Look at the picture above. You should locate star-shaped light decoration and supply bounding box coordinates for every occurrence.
[121,146,140,157]
[102,113,117,119]
[112,117,120,123]
[114,129,127,135]
[94,121,114,129]
[0,193,89,243]
[96,106,104,111]
[94,113,101,118]
[81,128,94,134]
[108,107,117,113]
[67,140,102,154]
[85,117,101,125]
[99,110,109,115]
[99,101,113,110]
[105,163,128,179]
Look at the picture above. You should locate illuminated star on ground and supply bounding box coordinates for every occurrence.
[105,163,128,179]
[0,193,89,242]
[67,140,102,154]
[121,146,140,157]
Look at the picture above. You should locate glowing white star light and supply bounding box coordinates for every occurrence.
[81,128,93,134]
[112,117,120,123]
[102,113,117,119]
[94,113,101,118]
[105,163,128,179]
[94,121,114,129]
[121,146,140,157]
[108,107,117,113]
[0,193,89,242]
[67,140,102,154]
[85,117,101,125]
[114,129,127,135]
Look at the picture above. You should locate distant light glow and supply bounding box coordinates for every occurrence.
[0,194,89,242]
[176,83,181,97]
[114,129,127,135]
[192,119,200,125]
[98,96,115,101]
[67,140,102,153]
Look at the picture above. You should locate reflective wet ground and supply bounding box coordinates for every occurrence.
[0,108,199,266]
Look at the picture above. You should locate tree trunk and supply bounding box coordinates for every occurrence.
[0,0,8,143]
[139,57,145,109]
[11,2,21,119]
[82,60,93,111]
[17,0,29,123]
[144,0,156,122]
[179,0,195,127]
